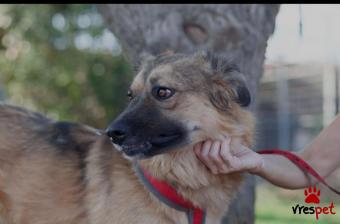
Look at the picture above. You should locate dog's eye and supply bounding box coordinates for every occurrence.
[152,86,174,100]
[127,90,133,100]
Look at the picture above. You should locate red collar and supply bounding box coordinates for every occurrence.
[134,162,206,224]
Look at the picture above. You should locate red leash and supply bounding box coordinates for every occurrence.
[258,149,340,195]
[134,149,339,224]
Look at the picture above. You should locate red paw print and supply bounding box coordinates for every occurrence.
[304,186,320,204]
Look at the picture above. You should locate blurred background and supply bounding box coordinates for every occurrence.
[0,4,339,224]
[257,4,340,224]
[0,4,133,128]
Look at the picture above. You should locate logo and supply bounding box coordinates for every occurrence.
[292,186,336,220]
[304,186,320,204]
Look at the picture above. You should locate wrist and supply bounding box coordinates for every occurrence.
[249,154,265,175]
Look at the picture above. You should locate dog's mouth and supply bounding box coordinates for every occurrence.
[111,133,184,159]
[121,141,152,156]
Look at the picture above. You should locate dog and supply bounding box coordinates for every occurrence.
[0,51,255,224]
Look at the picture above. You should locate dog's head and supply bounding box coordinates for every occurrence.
[107,51,253,159]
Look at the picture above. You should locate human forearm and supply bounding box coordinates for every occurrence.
[195,115,340,189]
[258,115,340,189]
[254,154,311,189]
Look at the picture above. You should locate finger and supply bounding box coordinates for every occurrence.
[208,141,225,172]
[200,140,218,174]
[198,140,212,163]
[220,137,232,163]
[193,142,202,156]
[216,139,231,172]
[220,138,237,170]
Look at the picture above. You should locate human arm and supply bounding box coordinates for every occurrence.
[194,115,340,189]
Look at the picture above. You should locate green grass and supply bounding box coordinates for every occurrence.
[255,183,340,224]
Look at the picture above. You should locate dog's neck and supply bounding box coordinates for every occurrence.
[140,147,217,189]
[138,128,252,186]
[137,110,255,218]
[138,140,245,217]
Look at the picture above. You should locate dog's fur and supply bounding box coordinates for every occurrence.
[0,52,255,224]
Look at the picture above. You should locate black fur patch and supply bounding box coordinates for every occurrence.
[47,121,93,185]
[49,121,74,146]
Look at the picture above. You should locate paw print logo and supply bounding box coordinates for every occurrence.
[304,186,320,204]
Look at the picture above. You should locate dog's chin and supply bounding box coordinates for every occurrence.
[121,142,153,160]
[112,136,186,160]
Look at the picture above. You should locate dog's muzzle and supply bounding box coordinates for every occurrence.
[106,120,184,158]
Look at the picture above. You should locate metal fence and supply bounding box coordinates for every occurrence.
[256,62,340,151]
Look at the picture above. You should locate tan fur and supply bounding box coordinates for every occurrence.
[0,53,255,224]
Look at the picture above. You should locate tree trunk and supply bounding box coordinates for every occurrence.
[0,84,4,101]
[98,4,279,223]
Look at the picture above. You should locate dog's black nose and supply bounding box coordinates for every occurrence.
[106,123,127,145]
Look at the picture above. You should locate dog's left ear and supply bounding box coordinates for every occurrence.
[203,52,251,108]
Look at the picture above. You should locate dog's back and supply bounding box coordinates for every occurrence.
[0,104,99,224]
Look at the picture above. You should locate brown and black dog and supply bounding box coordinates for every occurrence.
[0,52,255,224]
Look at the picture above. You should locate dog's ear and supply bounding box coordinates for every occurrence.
[202,51,251,108]
[134,52,156,74]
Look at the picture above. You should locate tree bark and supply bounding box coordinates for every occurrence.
[0,84,5,101]
[98,4,279,223]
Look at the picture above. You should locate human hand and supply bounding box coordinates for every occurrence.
[193,137,264,175]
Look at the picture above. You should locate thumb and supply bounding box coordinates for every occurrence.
[233,144,253,157]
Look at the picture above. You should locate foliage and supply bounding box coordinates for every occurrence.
[0,4,133,128]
